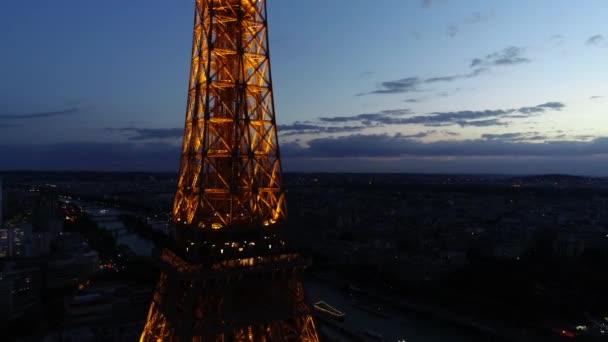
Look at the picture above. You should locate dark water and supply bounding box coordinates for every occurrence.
[304,280,495,342]
[83,205,155,256]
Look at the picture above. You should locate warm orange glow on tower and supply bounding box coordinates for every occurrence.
[140,1,319,341]
[172,0,286,230]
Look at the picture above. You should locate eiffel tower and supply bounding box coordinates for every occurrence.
[140,0,319,340]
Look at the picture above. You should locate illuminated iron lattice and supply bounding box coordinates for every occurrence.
[140,251,319,341]
[173,0,286,229]
[140,0,319,341]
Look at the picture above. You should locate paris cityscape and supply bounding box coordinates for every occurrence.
[2,1,608,341]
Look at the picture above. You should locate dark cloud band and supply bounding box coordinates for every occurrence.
[0,108,79,120]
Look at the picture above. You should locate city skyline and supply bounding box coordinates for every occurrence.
[1,0,608,174]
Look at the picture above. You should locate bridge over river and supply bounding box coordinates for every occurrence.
[76,202,163,257]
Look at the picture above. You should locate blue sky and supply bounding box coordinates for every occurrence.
[1,0,608,174]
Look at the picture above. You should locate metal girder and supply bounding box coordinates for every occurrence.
[140,1,319,340]
[173,0,287,230]
[140,256,319,341]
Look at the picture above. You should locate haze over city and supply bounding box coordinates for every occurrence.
[1,0,608,173]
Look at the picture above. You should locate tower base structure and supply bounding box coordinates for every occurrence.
[140,246,319,341]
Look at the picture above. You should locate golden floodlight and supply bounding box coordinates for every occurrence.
[140,1,319,341]
[172,0,287,230]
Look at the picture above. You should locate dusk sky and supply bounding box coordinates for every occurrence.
[1,0,608,174]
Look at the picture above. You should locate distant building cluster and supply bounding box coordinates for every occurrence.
[285,174,608,285]
[0,179,101,330]
[2,171,608,340]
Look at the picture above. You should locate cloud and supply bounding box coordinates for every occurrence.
[0,142,180,171]
[293,102,564,131]
[590,95,604,100]
[424,68,486,83]
[376,109,413,116]
[279,123,324,131]
[404,98,421,103]
[319,108,412,123]
[359,70,374,78]
[282,134,608,159]
[422,0,432,8]
[518,102,563,114]
[446,24,459,38]
[470,59,483,68]
[436,91,450,97]
[517,107,544,114]
[361,77,421,95]
[361,68,486,96]
[402,109,511,125]
[0,108,79,120]
[586,34,606,46]
[574,135,596,141]
[107,127,184,140]
[502,114,530,119]
[399,130,436,139]
[457,119,508,127]
[4,138,608,174]
[280,124,367,136]
[362,46,526,97]
[535,102,565,110]
[423,76,451,83]
[470,46,530,68]
[445,11,491,38]
[465,11,487,24]
[549,34,564,46]
[481,132,547,142]
[317,126,367,134]
[396,102,562,127]
[482,133,527,141]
